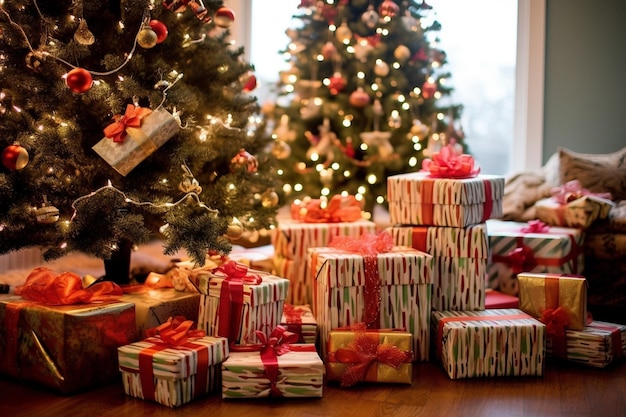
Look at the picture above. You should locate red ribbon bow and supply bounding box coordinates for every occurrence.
[540,307,570,359]
[421,143,480,178]
[145,315,206,347]
[332,323,412,387]
[15,267,123,305]
[507,244,538,275]
[521,219,551,233]
[550,179,613,204]
[103,104,152,143]
[291,194,363,223]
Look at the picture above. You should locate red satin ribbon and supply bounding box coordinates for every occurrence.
[421,144,480,179]
[521,220,551,233]
[103,104,152,143]
[282,304,307,342]
[291,194,363,223]
[145,315,206,347]
[15,267,123,305]
[550,179,612,204]
[538,276,570,358]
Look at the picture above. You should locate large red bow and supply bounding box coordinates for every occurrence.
[291,194,363,223]
[15,267,123,305]
[145,315,206,347]
[550,179,612,204]
[540,307,570,358]
[215,260,263,285]
[421,143,480,178]
[103,104,152,143]
[507,244,538,275]
[521,219,550,233]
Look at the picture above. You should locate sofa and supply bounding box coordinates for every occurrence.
[501,146,626,324]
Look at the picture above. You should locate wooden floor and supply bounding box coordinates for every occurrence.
[1,360,625,417]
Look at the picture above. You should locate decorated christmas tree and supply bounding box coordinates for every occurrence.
[265,0,465,214]
[0,0,280,281]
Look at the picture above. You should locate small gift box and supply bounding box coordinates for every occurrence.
[193,261,289,345]
[387,171,504,227]
[93,106,180,176]
[387,223,488,311]
[326,325,413,386]
[548,320,626,368]
[118,317,228,407]
[280,304,317,344]
[431,309,546,379]
[221,326,324,398]
[120,287,201,339]
[310,232,434,361]
[517,272,588,331]
[486,219,584,296]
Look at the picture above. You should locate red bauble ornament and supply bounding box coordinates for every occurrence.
[230,149,258,173]
[327,72,347,95]
[214,7,235,28]
[149,20,168,43]
[379,0,400,17]
[2,142,29,171]
[421,80,438,99]
[242,73,257,92]
[65,68,93,94]
[349,88,371,108]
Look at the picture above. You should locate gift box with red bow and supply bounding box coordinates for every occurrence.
[387,172,505,227]
[310,232,434,362]
[386,223,488,311]
[326,325,413,386]
[92,106,180,176]
[431,309,546,379]
[221,326,324,398]
[117,316,228,407]
[279,304,317,344]
[486,219,585,296]
[192,261,289,345]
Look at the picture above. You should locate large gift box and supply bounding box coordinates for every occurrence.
[431,309,546,379]
[193,261,289,345]
[486,219,584,296]
[118,318,228,408]
[326,326,413,386]
[280,304,317,344]
[310,233,434,361]
[387,224,488,311]
[517,272,588,331]
[120,287,201,338]
[0,294,137,394]
[272,217,376,306]
[222,327,324,398]
[387,172,505,227]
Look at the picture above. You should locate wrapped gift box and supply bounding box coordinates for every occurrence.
[271,218,376,305]
[387,224,488,311]
[485,289,519,309]
[535,195,614,229]
[548,320,626,368]
[0,295,137,394]
[193,262,289,345]
[326,327,413,386]
[222,343,324,398]
[486,219,585,296]
[431,309,546,379]
[517,272,588,331]
[118,335,228,407]
[387,172,505,227]
[310,245,433,361]
[280,304,317,344]
[120,287,201,338]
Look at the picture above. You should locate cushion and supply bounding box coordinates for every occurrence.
[558,146,626,201]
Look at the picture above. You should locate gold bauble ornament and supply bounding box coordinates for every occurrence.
[74,19,95,45]
[261,189,279,208]
[137,27,158,49]
[271,140,291,159]
[226,223,243,240]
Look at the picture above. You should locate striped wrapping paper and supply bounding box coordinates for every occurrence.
[535,195,614,229]
[547,320,626,368]
[310,246,433,362]
[271,219,376,305]
[221,344,324,398]
[431,309,546,379]
[387,172,504,227]
[387,224,488,311]
[118,336,228,407]
[195,272,289,345]
[486,219,585,296]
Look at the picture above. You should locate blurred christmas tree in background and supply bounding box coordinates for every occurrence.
[264,0,466,215]
[0,0,280,281]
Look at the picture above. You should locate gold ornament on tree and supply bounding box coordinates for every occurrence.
[74,19,95,45]
[137,25,158,49]
[261,189,279,208]
[226,217,244,240]
[35,196,59,224]
[178,164,202,194]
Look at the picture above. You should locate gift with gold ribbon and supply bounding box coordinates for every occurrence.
[117,316,228,408]
[280,303,317,344]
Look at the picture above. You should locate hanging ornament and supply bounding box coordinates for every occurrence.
[327,72,347,95]
[178,164,202,194]
[271,140,292,159]
[162,0,190,13]
[394,45,411,62]
[35,197,59,224]
[226,217,244,240]
[229,149,258,173]
[2,142,29,171]
[137,26,158,49]
[189,2,212,23]
[361,5,379,29]
[25,51,46,72]
[373,60,390,77]
[379,0,400,18]
[349,87,371,108]
[73,19,95,45]
[261,189,280,208]
[149,20,168,44]
[321,41,338,60]
[241,72,257,92]
[421,79,438,99]
[335,22,353,44]
[407,119,429,141]
[65,68,93,94]
[214,7,235,28]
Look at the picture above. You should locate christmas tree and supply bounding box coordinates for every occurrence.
[265,0,465,214]
[0,0,280,280]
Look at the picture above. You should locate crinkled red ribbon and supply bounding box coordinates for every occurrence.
[521,219,551,233]
[507,243,538,275]
[330,323,412,387]
[103,104,152,143]
[282,303,306,342]
[145,315,206,347]
[291,194,363,223]
[541,307,570,359]
[421,144,480,178]
[329,232,394,329]
[14,267,123,305]
[550,179,613,204]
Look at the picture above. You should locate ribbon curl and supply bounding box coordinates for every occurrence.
[145,315,206,347]
[103,104,152,143]
[421,143,480,178]
[291,194,363,223]
[550,179,612,204]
